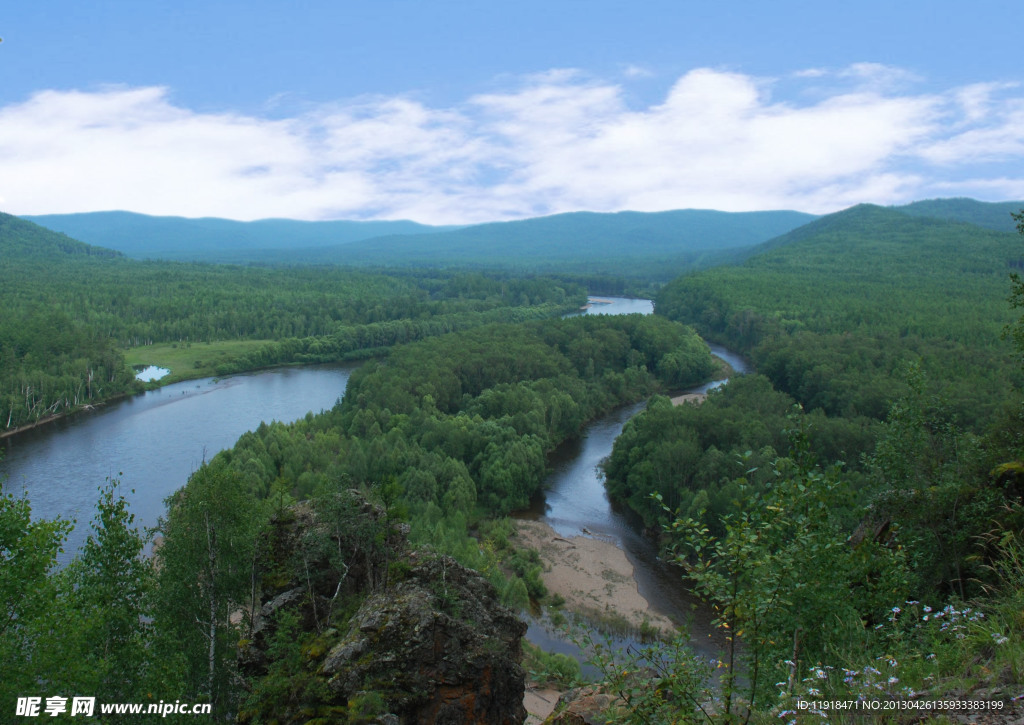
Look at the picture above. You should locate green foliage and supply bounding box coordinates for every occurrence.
[603,376,878,530]
[0,489,73,709]
[506,548,548,602]
[54,481,160,704]
[154,461,265,709]
[868,365,1009,600]
[0,478,184,720]
[663,438,908,717]
[573,628,715,724]
[776,529,1024,723]
[523,641,582,688]
[239,609,339,724]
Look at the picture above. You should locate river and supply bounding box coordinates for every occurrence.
[0,363,358,562]
[1,297,749,648]
[518,330,749,663]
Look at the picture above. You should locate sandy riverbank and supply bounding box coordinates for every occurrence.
[515,519,676,636]
[516,519,679,722]
[670,392,706,406]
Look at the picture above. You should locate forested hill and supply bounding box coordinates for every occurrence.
[23,211,456,260]
[656,203,1022,423]
[894,197,1024,232]
[0,212,121,259]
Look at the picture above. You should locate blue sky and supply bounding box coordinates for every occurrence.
[2,1,1022,223]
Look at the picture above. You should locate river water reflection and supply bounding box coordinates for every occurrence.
[1,364,358,561]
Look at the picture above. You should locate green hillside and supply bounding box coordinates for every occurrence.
[0,212,121,260]
[0,214,138,431]
[656,203,1022,422]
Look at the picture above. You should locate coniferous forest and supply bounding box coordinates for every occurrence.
[2,200,1024,723]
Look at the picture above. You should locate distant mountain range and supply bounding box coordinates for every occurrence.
[893,198,1023,233]
[23,208,817,278]
[19,198,1022,278]
[22,211,456,260]
[284,209,819,273]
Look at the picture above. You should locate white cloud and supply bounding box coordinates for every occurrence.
[838,62,924,91]
[622,64,655,79]
[0,66,1022,224]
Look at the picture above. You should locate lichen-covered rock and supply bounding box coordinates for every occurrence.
[324,550,527,724]
[238,493,527,724]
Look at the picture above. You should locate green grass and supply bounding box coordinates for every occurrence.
[123,339,275,385]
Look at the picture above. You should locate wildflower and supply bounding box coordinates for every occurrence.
[923,605,932,613]
[888,676,899,684]
[891,606,901,614]
[926,654,936,660]
[992,633,1009,645]
[814,667,827,679]
[906,599,919,605]
[807,687,820,696]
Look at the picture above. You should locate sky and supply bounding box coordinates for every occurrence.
[2,0,1023,224]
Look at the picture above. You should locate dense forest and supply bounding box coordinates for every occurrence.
[0,213,583,433]
[656,204,1023,423]
[2,307,715,719]
[3,200,1024,722]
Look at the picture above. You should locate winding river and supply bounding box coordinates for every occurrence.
[520,300,749,660]
[1,297,749,650]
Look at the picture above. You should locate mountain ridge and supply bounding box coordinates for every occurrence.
[23,210,457,260]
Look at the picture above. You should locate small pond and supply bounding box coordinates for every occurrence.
[134,365,171,382]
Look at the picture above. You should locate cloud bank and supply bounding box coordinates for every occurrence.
[2,66,1022,224]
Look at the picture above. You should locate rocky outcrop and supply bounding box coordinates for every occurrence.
[238,492,526,724]
[546,686,622,724]
[323,551,527,724]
